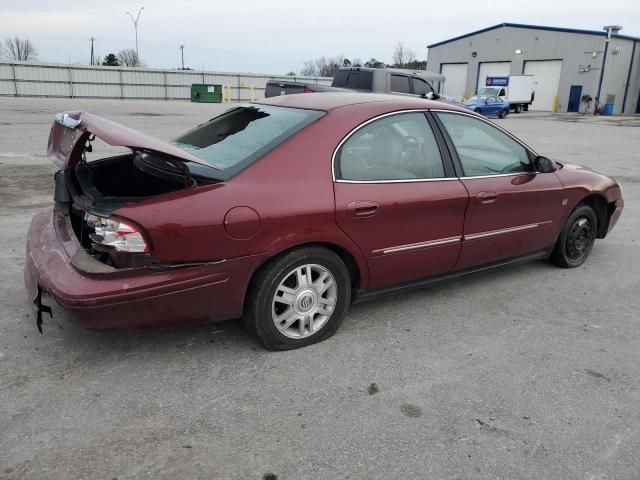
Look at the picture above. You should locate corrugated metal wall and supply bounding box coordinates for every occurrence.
[426,26,639,114]
[0,61,333,101]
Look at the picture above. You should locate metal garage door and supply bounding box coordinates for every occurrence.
[440,63,468,101]
[476,62,511,92]
[524,60,563,111]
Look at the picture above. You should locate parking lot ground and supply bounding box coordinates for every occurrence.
[1,98,639,480]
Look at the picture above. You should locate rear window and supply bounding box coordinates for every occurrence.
[172,105,324,176]
[332,70,373,90]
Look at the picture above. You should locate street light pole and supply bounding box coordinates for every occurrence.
[125,7,145,62]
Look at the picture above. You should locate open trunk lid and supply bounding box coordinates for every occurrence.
[47,111,220,170]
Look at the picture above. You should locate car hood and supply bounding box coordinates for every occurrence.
[47,111,218,170]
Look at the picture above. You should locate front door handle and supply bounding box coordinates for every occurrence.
[346,200,379,217]
[476,191,498,204]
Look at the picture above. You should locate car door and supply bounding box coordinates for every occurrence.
[485,97,501,115]
[333,111,469,289]
[434,110,565,270]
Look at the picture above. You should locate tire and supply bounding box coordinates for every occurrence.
[474,108,482,114]
[499,109,508,119]
[514,104,522,113]
[551,205,598,268]
[244,246,351,350]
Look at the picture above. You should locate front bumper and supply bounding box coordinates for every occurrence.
[24,207,262,331]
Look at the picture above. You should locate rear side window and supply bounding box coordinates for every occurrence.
[172,105,324,176]
[332,70,373,90]
[390,75,411,94]
[411,78,432,96]
[337,112,445,181]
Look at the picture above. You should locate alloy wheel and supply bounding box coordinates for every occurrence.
[271,264,338,339]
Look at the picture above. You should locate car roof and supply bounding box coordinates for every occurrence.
[256,92,465,113]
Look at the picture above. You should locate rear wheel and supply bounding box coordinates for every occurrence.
[499,109,508,118]
[551,205,597,268]
[514,104,523,113]
[244,247,351,350]
[474,108,482,114]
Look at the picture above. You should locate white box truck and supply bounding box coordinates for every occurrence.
[477,75,535,113]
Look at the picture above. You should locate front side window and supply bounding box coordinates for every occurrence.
[173,105,324,174]
[337,113,445,181]
[390,75,411,94]
[437,113,531,176]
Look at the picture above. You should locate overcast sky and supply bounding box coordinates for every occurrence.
[1,0,638,74]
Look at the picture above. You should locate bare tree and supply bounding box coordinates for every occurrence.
[392,42,416,68]
[300,59,317,76]
[2,37,38,61]
[117,48,144,67]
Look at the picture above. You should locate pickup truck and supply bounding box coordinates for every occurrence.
[265,67,447,100]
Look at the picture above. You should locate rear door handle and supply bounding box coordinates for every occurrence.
[346,201,379,217]
[476,191,498,203]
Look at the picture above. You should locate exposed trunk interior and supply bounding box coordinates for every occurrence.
[63,152,206,269]
[72,152,191,201]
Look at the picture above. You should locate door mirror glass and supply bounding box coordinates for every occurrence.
[534,156,557,173]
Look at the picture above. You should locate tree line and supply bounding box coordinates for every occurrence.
[1,37,145,67]
[294,42,426,77]
[2,36,426,74]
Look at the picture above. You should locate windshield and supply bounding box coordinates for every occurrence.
[477,88,499,96]
[172,105,324,175]
[466,95,487,103]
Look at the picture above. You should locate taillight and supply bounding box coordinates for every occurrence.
[84,213,149,253]
[303,88,314,93]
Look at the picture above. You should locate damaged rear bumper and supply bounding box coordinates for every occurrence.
[24,207,263,331]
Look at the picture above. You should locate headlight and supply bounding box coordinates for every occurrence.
[84,213,149,253]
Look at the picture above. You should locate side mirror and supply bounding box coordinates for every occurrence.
[534,156,557,173]
[422,92,440,100]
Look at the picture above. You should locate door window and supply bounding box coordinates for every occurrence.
[411,78,432,96]
[337,113,445,181]
[437,113,530,176]
[390,75,411,94]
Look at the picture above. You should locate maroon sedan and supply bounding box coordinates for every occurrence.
[25,93,624,350]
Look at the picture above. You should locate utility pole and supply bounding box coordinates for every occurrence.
[179,45,185,70]
[90,37,95,65]
[125,6,145,62]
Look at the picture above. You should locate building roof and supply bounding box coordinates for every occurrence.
[427,22,640,48]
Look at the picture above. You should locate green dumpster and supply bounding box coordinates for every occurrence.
[191,84,222,103]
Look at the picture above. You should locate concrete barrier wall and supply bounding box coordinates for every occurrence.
[0,61,333,101]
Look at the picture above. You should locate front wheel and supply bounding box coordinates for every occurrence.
[244,247,351,350]
[514,104,523,113]
[551,205,597,268]
[474,108,482,114]
[499,109,508,118]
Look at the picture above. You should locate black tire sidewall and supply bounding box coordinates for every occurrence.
[553,205,597,268]
[246,248,351,350]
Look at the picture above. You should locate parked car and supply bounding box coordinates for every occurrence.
[477,75,535,113]
[464,95,511,118]
[266,67,446,100]
[26,93,624,350]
